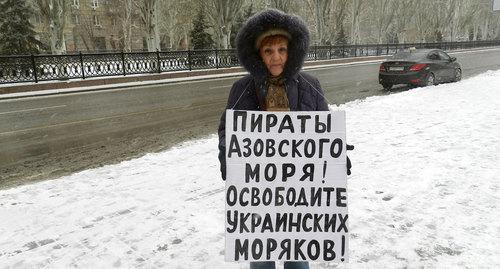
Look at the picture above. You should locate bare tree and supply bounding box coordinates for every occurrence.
[448,0,463,41]
[330,0,349,44]
[392,0,416,43]
[28,0,500,55]
[269,0,295,13]
[493,10,500,39]
[108,0,135,51]
[476,0,495,40]
[159,0,196,50]
[160,0,179,50]
[308,0,332,45]
[411,0,435,42]
[348,0,366,44]
[205,0,244,49]
[370,0,397,43]
[137,0,161,51]
[428,0,459,42]
[76,13,97,51]
[455,0,482,41]
[34,0,68,54]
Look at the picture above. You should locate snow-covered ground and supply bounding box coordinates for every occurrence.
[1,70,499,268]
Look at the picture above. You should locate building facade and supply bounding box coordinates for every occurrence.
[32,0,146,53]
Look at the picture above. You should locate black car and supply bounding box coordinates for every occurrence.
[379,49,462,90]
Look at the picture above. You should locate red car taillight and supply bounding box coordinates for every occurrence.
[409,63,427,71]
[379,64,385,72]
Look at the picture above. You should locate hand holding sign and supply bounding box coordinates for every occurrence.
[346,144,354,176]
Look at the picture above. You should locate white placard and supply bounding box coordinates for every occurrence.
[494,0,500,11]
[225,110,349,263]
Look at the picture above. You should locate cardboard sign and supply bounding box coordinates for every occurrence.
[225,110,349,263]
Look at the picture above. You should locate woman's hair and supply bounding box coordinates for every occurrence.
[259,35,289,49]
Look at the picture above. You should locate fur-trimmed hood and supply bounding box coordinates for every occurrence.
[235,9,310,81]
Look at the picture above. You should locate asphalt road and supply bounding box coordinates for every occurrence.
[1,48,499,188]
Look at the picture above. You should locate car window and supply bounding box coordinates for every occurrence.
[427,52,439,60]
[392,51,427,61]
[438,51,450,61]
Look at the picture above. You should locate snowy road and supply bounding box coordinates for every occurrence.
[1,70,499,268]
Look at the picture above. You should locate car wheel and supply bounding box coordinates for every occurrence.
[453,68,462,82]
[382,83,392,90]
[426,73,435,86]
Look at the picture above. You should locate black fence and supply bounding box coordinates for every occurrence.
[1,40,499,84]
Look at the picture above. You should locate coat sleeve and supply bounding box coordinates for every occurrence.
[218,80,245,180]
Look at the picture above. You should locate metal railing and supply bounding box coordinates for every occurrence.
[1,40,499,84]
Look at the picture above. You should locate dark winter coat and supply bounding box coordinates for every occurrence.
[217,9,330,180]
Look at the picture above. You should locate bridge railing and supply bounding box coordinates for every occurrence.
[1,40,499,84]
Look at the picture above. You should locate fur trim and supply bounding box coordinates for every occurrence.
[235,9,310,81]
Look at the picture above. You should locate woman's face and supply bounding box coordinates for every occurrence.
[259,37,288,77]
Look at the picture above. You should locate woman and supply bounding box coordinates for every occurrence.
[218,9,330,269]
